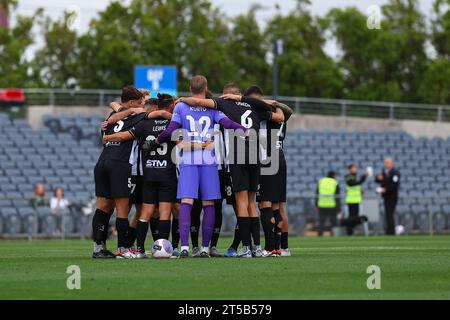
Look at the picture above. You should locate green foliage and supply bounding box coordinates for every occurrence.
[0,7,41,87]
[0,0,449,105]
[327,0,428,103]
[419,58,450,104]
[223,5,271,94]
[30,11,78,88]
[432,0,450,57]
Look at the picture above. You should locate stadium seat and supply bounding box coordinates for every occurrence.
[433,213,447,233]
[1,208,22,234]
[36,207,58,235]
[12,199,32,208]
[398,213,415,233]
[416,213,430,233]
[18,207,37,234]
[3,111,450,236]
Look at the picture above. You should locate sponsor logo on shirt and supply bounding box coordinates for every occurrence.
[146,160,168,168]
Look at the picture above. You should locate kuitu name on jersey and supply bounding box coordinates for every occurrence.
[189,106,207,112]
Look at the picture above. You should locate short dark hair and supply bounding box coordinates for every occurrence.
[327,171,337,178]
[205,90,214,99]
[190,75,208,94]
[348,164,356,170]
[121,85,145,103]
[243,85,264,97]
[156,93,175,109]
[223,82,241,95]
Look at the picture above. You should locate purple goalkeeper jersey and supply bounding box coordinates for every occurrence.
[171,102,226,166]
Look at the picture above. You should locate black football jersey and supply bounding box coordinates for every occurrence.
[130,118,177,182]
[260,108,292,162]
[98,112,147,163]
[213,97,272,131]
[214,97,272,165]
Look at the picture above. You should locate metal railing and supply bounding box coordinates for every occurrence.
[9,88,450,122]
[0,195,448,240]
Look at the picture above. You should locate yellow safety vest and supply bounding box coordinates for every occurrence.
[346,183,362,204]
[318,177,338,208]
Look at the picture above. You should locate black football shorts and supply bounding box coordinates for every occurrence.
[228,163,260,193]
[129,175,143,205]
[94,159,132,199]
[257,153,287,203]
[142,179,178,205]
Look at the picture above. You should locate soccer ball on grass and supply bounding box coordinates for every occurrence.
[151,239,174,259]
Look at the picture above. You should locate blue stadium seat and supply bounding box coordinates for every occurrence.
[12,199,31,208]
[398,213,415,233]
[18,207,37,234]
[433,213,447,233]
[0,184,17,192]
[0,177,10,184]
[56,208,75,234]
[36,207,57,235]
[414,212,428,232]
[69,184,86,192]
[0,199,12,207]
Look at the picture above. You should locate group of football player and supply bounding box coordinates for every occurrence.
[91,75,293,259]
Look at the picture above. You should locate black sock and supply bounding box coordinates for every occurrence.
[273,210,281,250]
[250,217,261,246]
[159,220,171,240]
[150,217,159,241]
[127,226,137,248]
[171,218,179,248]
[116,218,129,249]
[191,200,202,248]
[92,209,111,246]
[281,232,288,249]
[230,223,240,250]
[260,207,275,251]
[136,220,149,253]
[237,217,251,247]
[211,201,223,247]
[230,204,241,250]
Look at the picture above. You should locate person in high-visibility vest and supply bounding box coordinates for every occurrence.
[344,164,369,235]
[315,171,340,236]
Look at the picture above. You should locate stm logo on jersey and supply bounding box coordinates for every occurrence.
[146,160,168,168]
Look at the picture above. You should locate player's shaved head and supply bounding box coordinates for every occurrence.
[190,75,208,95]
[223,83,241,95]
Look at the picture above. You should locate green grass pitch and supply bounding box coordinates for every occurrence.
[0,235,449,299]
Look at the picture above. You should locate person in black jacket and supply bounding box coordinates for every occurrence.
[376,158,401,235]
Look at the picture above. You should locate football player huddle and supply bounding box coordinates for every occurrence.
[91,75,293,259]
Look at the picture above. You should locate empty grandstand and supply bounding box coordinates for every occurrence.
[1,103,449,238]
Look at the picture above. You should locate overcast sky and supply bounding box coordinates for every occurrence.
[16,0,434,31]
[15,0,434,58]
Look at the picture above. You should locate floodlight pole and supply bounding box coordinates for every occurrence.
[272,39,283,99]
